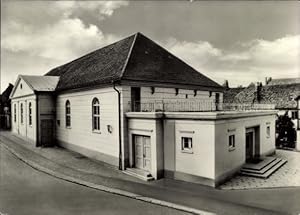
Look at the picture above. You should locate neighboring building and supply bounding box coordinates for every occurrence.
[224,82,300,128]
[0,83,14,129]
[224,81,300,149]
[10,32,278,187]
[9,76,59,146]
[265,77,300,86]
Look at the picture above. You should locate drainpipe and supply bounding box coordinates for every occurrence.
[36,93,39,147]
[113,81,122,170]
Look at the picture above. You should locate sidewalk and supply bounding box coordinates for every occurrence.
[220,150,300,190]
[0,131,298,215]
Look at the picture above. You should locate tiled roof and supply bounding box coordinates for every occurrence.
[46,32,222,91]
[21,75,60,92]
[267,78,300,86]
[223,87,245,103]
[225,83,300,109]
[0,83,13,104]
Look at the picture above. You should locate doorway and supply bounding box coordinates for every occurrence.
[246,127,260,163]
[40,119,54,147]
[246,131,254,162]
[133,135,151,172]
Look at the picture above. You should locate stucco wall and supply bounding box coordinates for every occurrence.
[127,117,164,179]
[214,114,276,182]
[10,78,37,144]
[12,79,34,98]
[55,87,120,166]
[141,87,222,102]
[11,96,37,143]
[173,120,215,180]
[163,120,176,172]
[140,87,223,111]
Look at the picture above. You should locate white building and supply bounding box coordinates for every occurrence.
[10,32,278,187]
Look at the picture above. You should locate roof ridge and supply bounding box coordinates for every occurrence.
[119,32,139,80]
[19,75,35,90]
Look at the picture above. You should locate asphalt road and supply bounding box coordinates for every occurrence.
[0,145,189,215]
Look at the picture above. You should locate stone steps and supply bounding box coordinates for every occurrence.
[123,168,154,181]
[240,158,287,178]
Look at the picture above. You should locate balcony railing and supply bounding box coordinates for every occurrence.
[128,100,275,112]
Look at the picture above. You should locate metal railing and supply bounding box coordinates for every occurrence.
[128,100,275,112]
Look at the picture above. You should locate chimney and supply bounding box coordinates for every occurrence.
[265,77,272,85]
[256,82,262,102]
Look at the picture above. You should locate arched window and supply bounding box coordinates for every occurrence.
[20,103,24,124]
[65,100,71,128]
[92,98,100,131]
[29,102,32,125]
[14,104,16,122]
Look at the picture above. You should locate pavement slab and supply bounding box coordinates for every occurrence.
[220,150,300,190]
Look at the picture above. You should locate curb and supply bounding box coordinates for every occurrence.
[0,142,215,215]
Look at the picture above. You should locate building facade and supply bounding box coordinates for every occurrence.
[10,32,277,186]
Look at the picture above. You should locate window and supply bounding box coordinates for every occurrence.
[14,104,16,122]
[215,93,220,111]
[228,135,235,149]
[181,137,193,153]
[28,102,32,126]
[20,83,22,89]
[92,98,100,131]
[266,126,270,138]
[291,111,298,120]
[65,100,71,128]
[20,103,24,124]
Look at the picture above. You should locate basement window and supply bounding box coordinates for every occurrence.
[181,137,193,153]
[228,135,235,151]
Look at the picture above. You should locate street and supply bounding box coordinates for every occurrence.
[0,145,189,215]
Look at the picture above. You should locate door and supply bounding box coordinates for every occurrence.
[134,135,151,172]
[131,87,141,111]
[246,131,254,162]
[41,119,54,147]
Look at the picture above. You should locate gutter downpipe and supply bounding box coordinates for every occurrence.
[35,92,39,147]
[113,81,122,170]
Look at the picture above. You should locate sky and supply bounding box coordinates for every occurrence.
[1,0,299,92]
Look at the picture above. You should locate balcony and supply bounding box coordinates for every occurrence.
[128,100,275,112]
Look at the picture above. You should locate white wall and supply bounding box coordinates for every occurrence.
[214,114,276,180]
[127,117,164,179]
[55,87,120,166]
[10,77,37,144]
[120,86,222,168]
[11,96,37,143]
[140,87,223,111]
[174,120,215,179]
[12,79,34,98]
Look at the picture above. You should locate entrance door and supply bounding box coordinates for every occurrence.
[246,131,254,162]
[131,87,141,111]
[41,119,54,147]
[134,135,151,172]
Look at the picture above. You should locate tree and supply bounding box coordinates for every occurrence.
[276,111,296,148]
